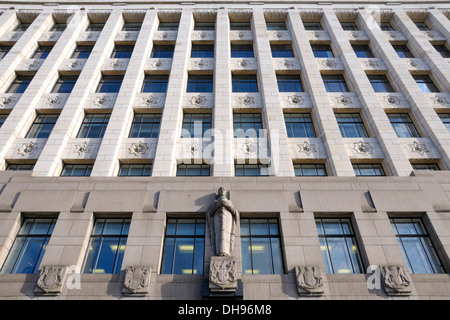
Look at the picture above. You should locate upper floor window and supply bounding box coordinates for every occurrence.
[387,113,420,138]
[335,113,369,138]
[52,75,78,94]
[186,75,213,92]
[414,22,430,31]
[294,163,327,176]
[158,22,179,31]
[0,114,7,128]
[6,163,35,171]
[232,74,258,92]
[393,45,414,58]
[277,75,303,92]
[77,113,110,139]
[412,163,440,171]
[352,45,374,58]
[181,113,212,138]
[284,113,316,138]
[231,44,254,58]
[438,113,450,132]
[71,45,93,59]
[241,218,284,274]
[266,22,287,31]
[413,75,439,93]
[118,163,152,176]
[353,163,385,176]
[391,218,444,274]
[316,218,364,274]
[86,23,104,31]
[230,22,251,31]
[368,75,395,93]
[194,22,215,31]
[123,22,141,31]
[271,44,294,58]
[82,218,130,274]
[233,113,263,138]
[51,23,67,32]
[0,218,56,274]
[433,45,450,58]
[7,76,33,94]
[96,75,123,93]
[303,22,322,31]
[322,75,349,92]
[340,22,358,31]
[61,163,93,177]
[15,23,31,32]
[176,164,210,176]
[191,44,214,58]
[111,45,134,59]
[0,45,12,59]
[151,45,175,58]
[129,113,161,138]
[311,44,334,58]
[235,164,269,176]
[31,45,53,59]
[379,22,395,31]
[26,114,59,139]
[142,75,168,93]
[160,218,205,274]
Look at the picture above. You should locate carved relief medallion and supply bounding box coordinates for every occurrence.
[123,266,152,295]
[380,265,411,295]
[36,265,67,294]
[295,266,323,296]
[209,258,237,292]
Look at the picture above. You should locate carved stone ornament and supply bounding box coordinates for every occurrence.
[383,95,401,106]
[409,141,429,156]
[109,60,124,69]
[380,265,411,295]
[36,265,67,294]
[433,95,449,106]
[238,95,254,106]
[189,95,207,106]
[295,266,324,296]
[287,95,304,105]
[353,141,374,156]
[209,257,238,292]
[151,59,166,68]
[123,266,152,296]
[335,94,352,106]
[142,95,158,106]
[93,95,111,107]
[128,141,150,156]
[322,59,337,68]
[278,59,294,68]
[48,95,62,107]
[74,141,91,155]
[26,60,40,70]
[365,59,380,69]
[185,140,200,156]
[298,141,316,156]
[0,96,15,107]
[17,141,38,156]
[65,60,82,70]
[208,187,239,257]
[240,141,259,156]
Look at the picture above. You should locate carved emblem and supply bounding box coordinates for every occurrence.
[322,59,337,68]
[0,96,15,107]
[236,59,250,68]
[240,141,259,156]
[36,265,67,294]
[48,96,62,107]
[298,141,316,156]
[353,141,374,155]
[238,95,254,106]
[278,59,294,68]
[313,31,323,38]
[151,59,166,68]
[74,141,91,155]
[123,266,152,295]
[335,94,352,106]
[381,265,411,295]
[26,60,40,69]
[185,140,200,156]
[287,95,304,105]
[409,141,429,155]
[128,141,150,156]
[209,259,237,291]
[142,96,158,106]
[383,95,401,106]
[93,95,111,107]
[109,60,124,69]
[65,60,82,69]
[433,95,449,106]
[189,95,207,106]
[365,59,380,69]
[295,266,323,296]
[17,142,38,156]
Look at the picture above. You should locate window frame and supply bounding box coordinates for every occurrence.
[335,113,369,138]
[231,44,254,58]
[129,113,161,138]
[233,112,263,138]
[311,44,334,58]
[294,163,327,176]
[150,44,175,59]
[52,75,78,94]
[277,74,304,92]
[270,44,294,58]
[368,75,395,93]
[322,74,350,92]
[60,163,94,177]
[176,164,211,176]
[352,163,386,176]
[232,74,258,92]
[7,76,33,94]
[181,112,212,138]
[387,113,421,138]
[235,163,270,176]
[413,75,440,93]
[190,44,214,58]
[186,75,213,93]
[96,75,123,93]
[118,163,153,176]
[77,113,111,139]
[25,113,59,139]
[352,45,375,58]
[284,113,316,138]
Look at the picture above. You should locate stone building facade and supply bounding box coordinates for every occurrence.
[0,0,448,300]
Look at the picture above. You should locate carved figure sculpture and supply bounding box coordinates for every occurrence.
[208,187,238,257]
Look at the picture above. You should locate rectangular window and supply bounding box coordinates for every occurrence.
[231,44,254,58]
[271,44,294,58]
[0,114,7,127]
[123,22,141,31]
[266,22,287,31]
[415,22,430,31]
[77,113,110,138]
[433,45,450,58]
[176,164,210,176]
[230,22,251,31]
[336,113,369,138]
[181,113,212,138]
[316,218,364,274]
[277,75,303,92]
[284,113,316,138]
[151,45,175,58]
[52,75,78,93]
[232,74,258,92]
[1,218,56,274]
[341,22,359,31]
[142,75,168,93]
[387,113,420,138]
[368,75,395,92]
[391,218,444,274]
[413,75,440,93]
[393,45,414,58]
[186,75,213,92]
[86,23,104,31]
[322,75,349,92]
[438,113,450,132]
[0,45,12,59]
[82,218,130,274]
[191,44,214,58]
[15,23,31,32]
[7,76,33,94]
[352,45,374,58]
[161,218,205,274]
[52,23,66,32]
[294,163,327,176]
[158,22,179,31]
[31,45,53,59]
[194,22,215,31]
[96,75,123,93]
[412,163,440,171]
[26,114,58,139]
[353,163,385,176]
[129,113,161,138]
[311,44,334,58]
[233,113,263,137]
[379,22,395,31]
[6,163,35,171]
[71,45,93,59]
[118,163,152,176]
[61,163,93,176]
[304,22,322,31]
[111,45,134,59]
[241,218,284,274]
[235,164,269,176]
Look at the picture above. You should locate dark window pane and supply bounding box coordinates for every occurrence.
[232,75,258,92]
[277,75,303,92]
[96,76,123,93]
[186,75,213,92]
[194,22,215,31]
[304,22,322,31]
[312,45,334,58]
[158,22,179,31]
[266,22,286,31]
[191,45,214,58]
[230,22,251,30]
[77,113,110,138]
[368,75,395,92]
[285,113,316,138]
[151,45,175,58]
[271,44,294,58]
[111,45,134,59]
[353,163,385,176]
[322,75,349,92]
[176,164,210,176]
[142,75,168,93]
[52,75,78,93]
[413,75,440,93]
[352,45,374,58]
[7,76,33,94]
[71,45,93,59]
[387,113,420,138]
[26,114,59,138]
[294,163,327,176]
[393,45,414,58]
[341,22,358,31]
[129,113,161,138]
[231,45,254,58]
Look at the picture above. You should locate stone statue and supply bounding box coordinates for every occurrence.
[208,187,238,257]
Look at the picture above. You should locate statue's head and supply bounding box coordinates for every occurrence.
[218,187,227,197]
